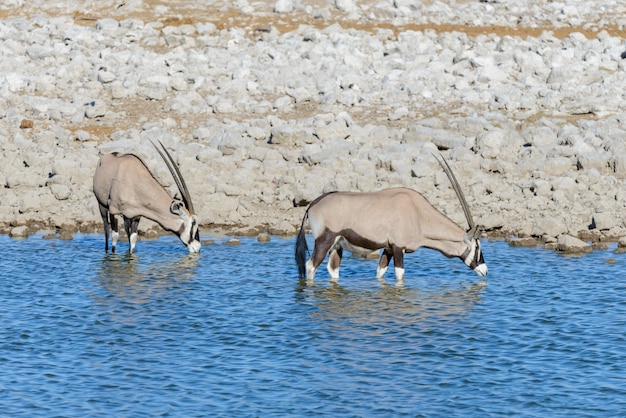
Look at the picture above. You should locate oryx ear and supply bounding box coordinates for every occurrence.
[170,200,186,217]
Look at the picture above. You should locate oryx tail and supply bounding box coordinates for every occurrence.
[295,192,336,279]
[295,212,309,279]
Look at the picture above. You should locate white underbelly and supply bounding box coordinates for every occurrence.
[332,236,379,258]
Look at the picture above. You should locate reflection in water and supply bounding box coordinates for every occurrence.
[297,278,487,328]
[94,252,200,305]
[89,252,201,331]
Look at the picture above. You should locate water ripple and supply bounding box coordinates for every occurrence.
[0,234,624,416]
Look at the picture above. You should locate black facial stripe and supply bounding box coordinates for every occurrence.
[469,252,481,269]
[176,220,197,245]
[191,222,199,243]
[462,240,484,269]
[471,243,484,269]
[176,222,186,238]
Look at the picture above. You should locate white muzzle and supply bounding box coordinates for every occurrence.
[188,240,201,253]
[474,263,488,277]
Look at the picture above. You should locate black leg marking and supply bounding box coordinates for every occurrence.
[124,216,141,253]
[327,247,343,279]
[379,248,392,270]
[328,248,343,270]
[99,204,110,252]
[109,213,119,253]
[392,245,404,270]
[310,229,337,270]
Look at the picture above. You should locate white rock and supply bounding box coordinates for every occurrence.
[475,130,504,159]
[592,212,617,231]
[544,157,574,176]
[49,183,72,200]
[532,217,568,238]
[269,126,312,145]
[556,234,592,253]
[274,0,293,13]
[9,226,29,238]
[336,0,357,12]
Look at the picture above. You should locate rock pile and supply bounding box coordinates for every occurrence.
[1,0,626,252]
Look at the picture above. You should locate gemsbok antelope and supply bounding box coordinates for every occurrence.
[92,140,201,254]
[295,154,487,283]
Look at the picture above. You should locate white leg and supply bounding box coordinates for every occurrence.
[394,267,405,288]
[111,230,119,252]
[327,259,340,282]
[306,259,316,284]
[129,232,138,254]
[326,250,341,282]
[376,265,388,279]
[377,249,392,279]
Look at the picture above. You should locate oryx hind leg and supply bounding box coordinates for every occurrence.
[99,204,111,252]
[377,248,392,279]
[109,213,119,253]
[306,231,337,283]
[124,216,140,254]
[327,248,343,282]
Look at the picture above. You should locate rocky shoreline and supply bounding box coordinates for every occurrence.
[2,1,626,253]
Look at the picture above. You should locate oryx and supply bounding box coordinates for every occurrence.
[92,140,200,254]
[295,154,487,283]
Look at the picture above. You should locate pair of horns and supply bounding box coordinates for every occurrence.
[151,139,195,215]
[433,153,478,237]
[150,145,468,236]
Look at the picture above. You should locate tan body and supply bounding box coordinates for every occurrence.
[93,146,200,254]
[307,188,467,256]
[295,157,487,284]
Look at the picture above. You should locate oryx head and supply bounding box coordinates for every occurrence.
[435,154,488,276]
[152,140,201,253]
[462,227,487,276]
[170,198,201,253]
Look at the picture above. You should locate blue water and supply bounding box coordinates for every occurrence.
[0,233,624,417]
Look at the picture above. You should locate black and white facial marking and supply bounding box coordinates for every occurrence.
[173,201,201,253]
[461,238,488,276]
[183,216,201,253]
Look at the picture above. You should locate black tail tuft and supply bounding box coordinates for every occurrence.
[295,212,309,278]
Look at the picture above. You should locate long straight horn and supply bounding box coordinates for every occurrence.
[151,139,195,214]
[434,153,475,232]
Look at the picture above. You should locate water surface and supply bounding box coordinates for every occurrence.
[0,234,624,416]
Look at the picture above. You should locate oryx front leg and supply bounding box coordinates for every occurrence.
[327,248,343,282]
[109,213,119,253]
